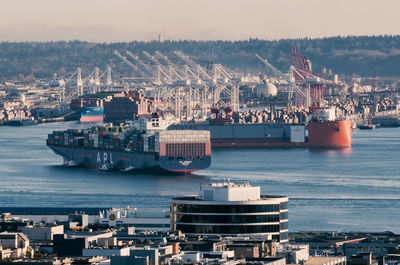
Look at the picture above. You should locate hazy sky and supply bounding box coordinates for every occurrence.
[1,0,399,42]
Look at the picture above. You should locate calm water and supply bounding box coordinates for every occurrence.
[0,121,399,232]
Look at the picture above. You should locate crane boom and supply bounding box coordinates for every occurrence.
[114,50,147,77]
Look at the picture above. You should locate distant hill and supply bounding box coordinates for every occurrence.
[1,36,400,82]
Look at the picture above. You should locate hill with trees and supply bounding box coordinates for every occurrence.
[1,35,400,81]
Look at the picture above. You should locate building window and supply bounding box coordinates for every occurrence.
[280,211,288,220]
[171,203,280,214]
[175,224,280,234]
[173,214,280,224]
[280,221,289,230]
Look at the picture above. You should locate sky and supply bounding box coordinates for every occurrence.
[0,0,399,42]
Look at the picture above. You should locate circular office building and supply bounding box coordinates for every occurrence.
[170,182,289,242]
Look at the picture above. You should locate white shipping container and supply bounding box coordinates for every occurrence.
[156,130,210,143]
[290,126,305,143]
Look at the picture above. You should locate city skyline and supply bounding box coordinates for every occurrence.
[1,0,399,42]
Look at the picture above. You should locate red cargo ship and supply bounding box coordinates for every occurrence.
[169,108,351,149]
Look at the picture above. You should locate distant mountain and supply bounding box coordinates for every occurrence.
[0,22,154,42]
[0,22,263,42]
[1,36,400,82]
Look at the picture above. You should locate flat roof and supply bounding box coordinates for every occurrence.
[305,256,346,265]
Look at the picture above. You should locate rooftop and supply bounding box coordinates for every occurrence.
[202,182,253,188]
[304,256,346,265]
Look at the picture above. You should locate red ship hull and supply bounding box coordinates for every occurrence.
[171,120,352,149]
[80,116,104,123]
[307,120,352,148]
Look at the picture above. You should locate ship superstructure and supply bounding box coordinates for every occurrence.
[80,106,104,123]
[47,116,211,173]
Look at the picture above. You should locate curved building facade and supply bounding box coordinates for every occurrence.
[170,183,289,242]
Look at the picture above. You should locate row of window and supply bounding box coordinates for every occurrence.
[280,211,289,220]
[279,232,289,241]
[171,203,282,214]
[280,202,288,210]
[280,221,289,230]
[171,214,281,224]
[115,223,170,228]
[174,224,280,234]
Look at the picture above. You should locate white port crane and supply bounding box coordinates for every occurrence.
[255,53,287,79]
[255,53,308,107]
[173,51,212,81]
[142,51,173,84]
[154,51,186,81]
[125,51,155,77]
[112,49,242,120]
[114,50,148,78]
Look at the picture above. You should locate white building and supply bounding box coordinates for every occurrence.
[82,246,130,257]
[0,232,33,259]
[21,224,64,241]
[99,207,169,232]
[277,244,309,264]
[170,182,289,242]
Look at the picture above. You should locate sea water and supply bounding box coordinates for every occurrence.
[0,122,399,232]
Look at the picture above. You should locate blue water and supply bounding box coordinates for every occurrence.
[0,122,399,232]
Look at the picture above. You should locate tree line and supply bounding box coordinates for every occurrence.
[1,35,400,82]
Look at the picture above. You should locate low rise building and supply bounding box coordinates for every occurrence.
[110,247,160,265]
[0,232,33,259]
[98,207,169,232]
[82,245,130,257]
[304,256,346,265]
[277,244,309,264]
[0,213,33,232]
[53,231,114,256]
[21,224,64,241]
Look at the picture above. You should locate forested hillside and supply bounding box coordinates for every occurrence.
[1,35,400,81]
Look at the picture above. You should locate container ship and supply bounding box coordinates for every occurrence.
[46,116,211,173]
[169,108,351,148]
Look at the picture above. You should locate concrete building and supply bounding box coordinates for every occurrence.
[343,242,397,260]
[67,212,89,229]
[53,231,114,256]
[277,244,309,264]
[53,234,88,256]
[246,257,286,265]
[170,182,289,242]
[224,236,277,257]
[130,247,160,265]
[21,224,64,241]
[111,255,149,265]
[110,247,160,265]
[99,207,169,232]
[0,232,33,259]
[304,256,346,265]
[98,236,118,248]
[0,213,33,232]
[226,243,259,258]
[82,246,130,257]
